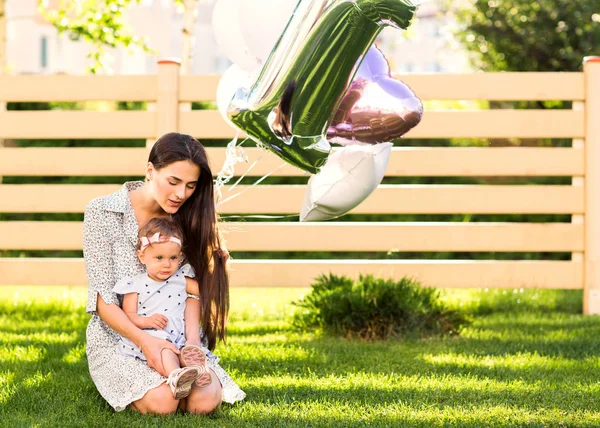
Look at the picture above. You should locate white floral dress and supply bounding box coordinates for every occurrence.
[83,181,245,412]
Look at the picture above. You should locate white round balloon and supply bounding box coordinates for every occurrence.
[238,0,299,64]
[300,143,393,222]
[216,64,251,127]
[212,0,298,71]
[212,0,260,72]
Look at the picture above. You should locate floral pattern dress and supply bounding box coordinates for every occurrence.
[83,181,245,412]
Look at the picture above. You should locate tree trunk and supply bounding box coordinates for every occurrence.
[180,0,198,75]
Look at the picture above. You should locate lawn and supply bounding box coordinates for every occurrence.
[1,286,600,427]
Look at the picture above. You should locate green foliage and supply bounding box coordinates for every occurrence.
[38,0,153,73]
[449,0,600,72]
[293,274,470,339]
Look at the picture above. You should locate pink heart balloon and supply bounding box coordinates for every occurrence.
[327,45,423,146]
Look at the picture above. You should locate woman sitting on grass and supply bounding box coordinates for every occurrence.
[83,132,245,414]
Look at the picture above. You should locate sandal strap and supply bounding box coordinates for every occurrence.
[166,367,185,386]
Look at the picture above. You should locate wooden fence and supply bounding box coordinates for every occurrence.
[1,57,599,313]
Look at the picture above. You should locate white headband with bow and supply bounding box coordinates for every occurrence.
[140,232,182,252]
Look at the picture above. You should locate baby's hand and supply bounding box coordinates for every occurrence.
[145,314,168,330]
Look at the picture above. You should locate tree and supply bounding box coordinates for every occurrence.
[448,0,600,72]
[38,0,199,74]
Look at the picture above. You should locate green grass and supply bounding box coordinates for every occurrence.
[1,286,600,427]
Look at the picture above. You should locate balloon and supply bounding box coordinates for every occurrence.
[238,0,299,64]
[300,143,393,222]
[216,64,251,127]
[212,0,259,72]
[328,45,423,145]
[212,0,299,72]
[226,0,419,174]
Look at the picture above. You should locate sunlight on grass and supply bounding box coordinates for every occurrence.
[0,331,78,346]
[0,371,16,404]
[62,344,86,364]
[22,371,53,388]
[243,372,549,395]
[0,345,45,363]
[420,352,586,371]
[441,288,582,314]
[0,286,87,306]
[229,288,307,322]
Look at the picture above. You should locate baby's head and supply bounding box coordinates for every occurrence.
[137,218,184,281]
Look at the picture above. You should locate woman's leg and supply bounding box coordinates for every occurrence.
[130,383,179,415]
[184,369,223,415]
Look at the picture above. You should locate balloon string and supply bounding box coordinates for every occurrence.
[227,152,265,194]
[216,162,288,208]
[214,133,250,204]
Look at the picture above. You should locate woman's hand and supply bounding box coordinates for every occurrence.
[139,334,180,377]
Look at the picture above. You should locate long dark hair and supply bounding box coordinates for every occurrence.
[148,132,228,350]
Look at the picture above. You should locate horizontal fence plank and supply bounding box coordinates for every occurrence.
[0,75,157,102]
[0,111,155,139]
[0,147,584,177]
[0,258,583,289]
[179,75,221,102]
[179,72,585,102]
[0,184,583,214]
[0,110,584,140]
[0,221,584,252]
[0,148,149,176]
[0,73,583,103]
[225,222,584,252]
[180,110,585,139]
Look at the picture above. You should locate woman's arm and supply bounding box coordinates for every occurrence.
[97,294,148,348]
[83,199,177,376]
[184,277,201,346]
[97,295,177,376]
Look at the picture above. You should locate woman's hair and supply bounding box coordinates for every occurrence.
[148,132,229,350]
[137,217,184,251]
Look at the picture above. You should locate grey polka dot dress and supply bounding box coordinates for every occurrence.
[83,181,245,412]
[113,264,193,360]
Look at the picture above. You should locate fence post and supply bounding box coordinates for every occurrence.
[572,100,584,265]
[0,0,6,184]
[153,58,181,149]
[584,56,600,314]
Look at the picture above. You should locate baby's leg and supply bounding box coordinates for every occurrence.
[162,348,202,400]
[160,348,181,374]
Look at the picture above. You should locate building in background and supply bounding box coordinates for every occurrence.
[4,0,469,75]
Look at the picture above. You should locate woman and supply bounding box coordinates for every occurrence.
[83,132,245,414]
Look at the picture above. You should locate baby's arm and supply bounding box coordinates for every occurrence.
[122,293,168,330]
[184,277,201,346]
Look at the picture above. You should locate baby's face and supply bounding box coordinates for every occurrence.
[138,241,182,281]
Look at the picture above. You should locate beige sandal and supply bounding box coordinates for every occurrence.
[166,366,202,399]
[179,344,212,388]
